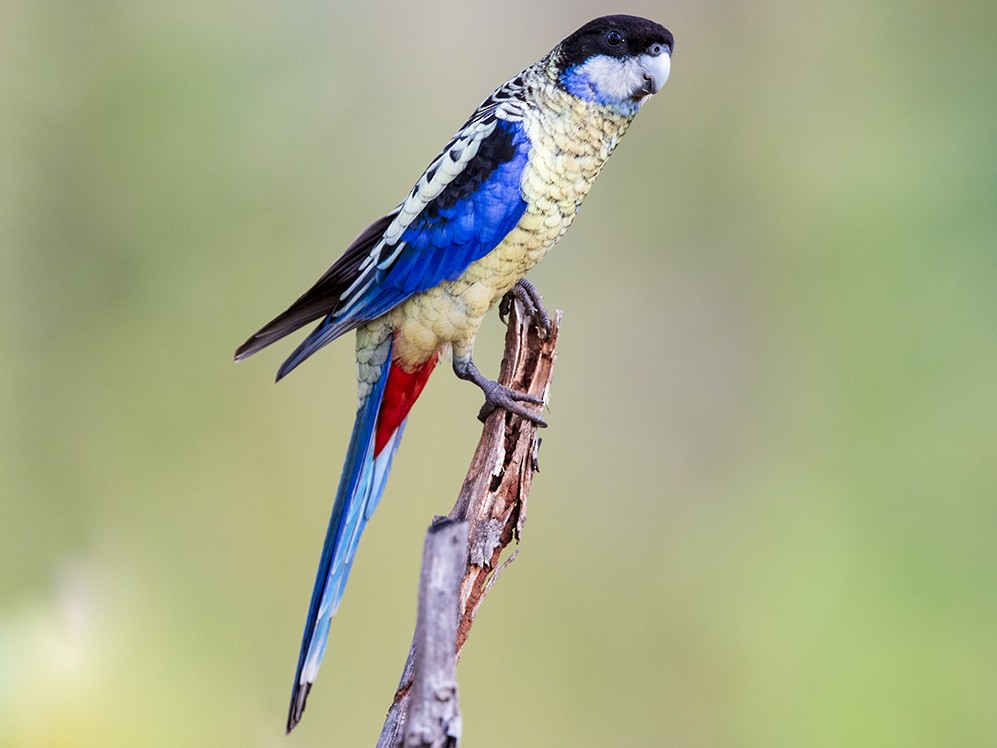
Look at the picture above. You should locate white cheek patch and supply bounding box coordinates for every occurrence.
[575,55,646,103]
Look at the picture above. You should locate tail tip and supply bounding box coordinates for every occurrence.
[286,681,313,734]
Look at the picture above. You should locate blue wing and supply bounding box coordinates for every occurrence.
[234,111,531,377]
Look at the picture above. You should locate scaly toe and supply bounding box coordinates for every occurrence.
[478,382,547,426]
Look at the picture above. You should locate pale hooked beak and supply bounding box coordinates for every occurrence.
[636,49,671,98]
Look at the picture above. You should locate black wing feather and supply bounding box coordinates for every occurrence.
[234,211,397,361]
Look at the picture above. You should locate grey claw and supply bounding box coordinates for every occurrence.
[477,399,547,427]
[476,380,546,426]
[500,279,550,339]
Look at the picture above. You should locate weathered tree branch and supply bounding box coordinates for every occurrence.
[403,519,467,748]
[376,303,561,747]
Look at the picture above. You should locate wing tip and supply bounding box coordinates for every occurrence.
[233,339,256,362]
[233,328,308,378]
[234,331,279,363]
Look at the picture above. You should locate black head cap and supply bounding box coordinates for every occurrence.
[556,15,674,70]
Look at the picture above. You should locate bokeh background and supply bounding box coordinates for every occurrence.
[2,0,995,746]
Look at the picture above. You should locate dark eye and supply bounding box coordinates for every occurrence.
[606,30,624,47]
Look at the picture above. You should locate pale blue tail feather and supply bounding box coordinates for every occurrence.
[286,333,403,731]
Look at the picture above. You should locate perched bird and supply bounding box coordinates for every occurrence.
[235,14,673,732]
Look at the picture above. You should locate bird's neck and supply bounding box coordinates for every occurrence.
[525,64,637,172]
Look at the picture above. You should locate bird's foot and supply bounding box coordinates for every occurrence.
[453,357,547,426]
[499,278,550,340]
[475,379,547,426]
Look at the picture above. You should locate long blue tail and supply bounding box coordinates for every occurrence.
[285,333,402,732]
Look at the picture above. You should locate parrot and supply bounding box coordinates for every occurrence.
[235,14,674,731]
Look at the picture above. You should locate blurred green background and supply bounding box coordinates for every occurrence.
[2,0,995,746]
